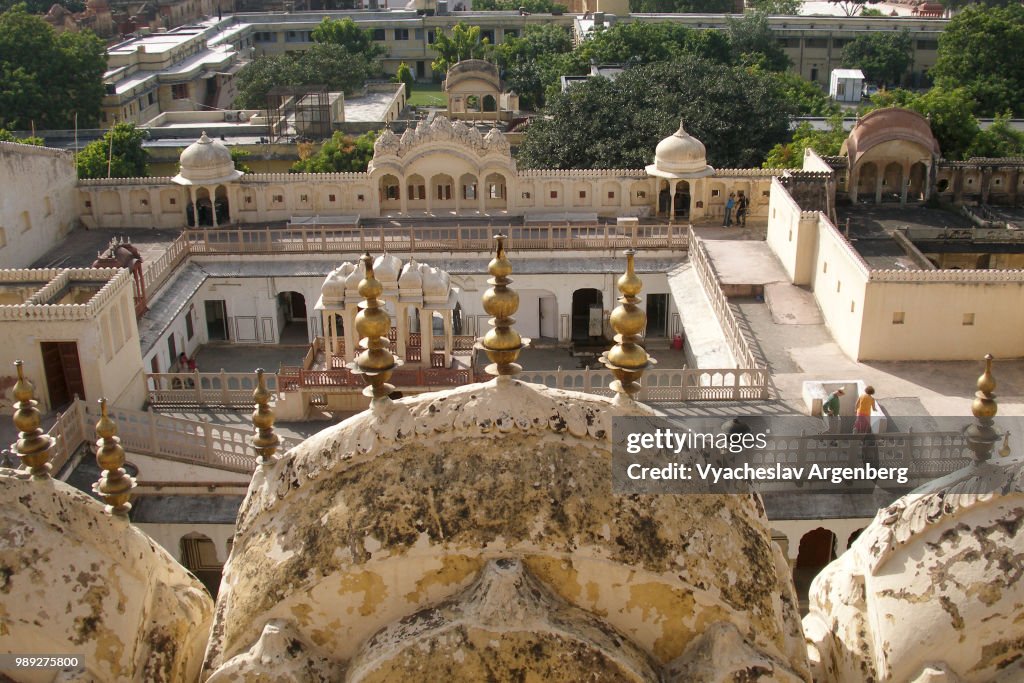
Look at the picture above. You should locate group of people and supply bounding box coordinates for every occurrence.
[822,386,876,435]
[722,191,749,227]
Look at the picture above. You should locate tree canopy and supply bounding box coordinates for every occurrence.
[310,17,384,60]
[494,24,583,110]
[517,58,793,170]
[394,62,414,97]
[472,0,566,11]
[931,4,1024,116]
[76,123,148,179]
[726,12,791,71]
[746,0,801,14]
[840,30,912,87]
[827,0,880,16]
[431,23,493,75]
[290,130,377,173]
[629,0,731,12]
[234,43,373,110]
[0,5,106,129]
[763,114,847,168]
[0,128,44,145]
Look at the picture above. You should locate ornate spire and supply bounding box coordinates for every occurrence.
[251,368,280,466]
[478,235,529,378]
[601,250,655,400]
[93,398,136,516]
[349,253,401,401]
[11,360,55,479]
[964,354,999,463]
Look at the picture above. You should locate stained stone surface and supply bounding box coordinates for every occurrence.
[203,379,810,681]
[0,469,214,682]
[804,459,1024,682]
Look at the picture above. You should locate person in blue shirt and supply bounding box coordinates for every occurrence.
[723,192,735,227]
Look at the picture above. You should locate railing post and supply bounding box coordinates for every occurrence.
[194,370,202,403]
[220,369,229,406]
[202,417,214,459]
[409,229,415,252]
[733,371,741,400]
[604,223,609,248]
[667,222,673,247]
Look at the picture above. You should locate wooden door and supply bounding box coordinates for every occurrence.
[40,341,84,409]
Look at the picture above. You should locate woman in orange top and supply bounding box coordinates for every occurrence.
[853,386,876,434]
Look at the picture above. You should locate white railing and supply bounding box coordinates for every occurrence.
[687,225,762,373]
[34,398,299,475]
[515,367,770,401]
[146,371,278,408]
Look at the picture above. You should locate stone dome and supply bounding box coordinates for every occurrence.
[398,259,422,290]
[646,120,714,179]
[322,265,350,304]
[172,132,243,186]
[373,253,402,287]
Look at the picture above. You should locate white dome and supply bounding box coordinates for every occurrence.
[322,266,349,304]
[172,132,243,186]
[373,254,402,286]
[344,261,365,296]
[422,265,450,302]
[650,120,712,176]
[399,259,422,289]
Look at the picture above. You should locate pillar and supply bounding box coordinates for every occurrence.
[323,310,333,367]
[400,178,408,215]
[478,175,486,214]
[669,179,679,220]
[190,188,198,229]
[419,307,434,367]
[210,186,219,227]
[443,311,453,367]
[342,307,357,363]
[874,173,883,205]
[900,163,910,206]
[425,177,433,214]
[396,304,408,361]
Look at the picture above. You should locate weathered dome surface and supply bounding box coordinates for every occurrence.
[172,132,243,186]
[320,256,453,307]
[202,380,810,681]
[0,471,213,681]
[804,458,1024,682]
[646,120,714,179]
[398,259,422,289]
[840,106,941,167]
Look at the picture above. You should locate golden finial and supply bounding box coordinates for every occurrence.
[349,253,401,400]
[601,250,656,399]
[11,360,55,479]
[964,354,999,463]
[251,368,279,466]
[477,235,529,378]
[93,398,136,516]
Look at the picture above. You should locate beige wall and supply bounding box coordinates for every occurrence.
[0,143,79,269]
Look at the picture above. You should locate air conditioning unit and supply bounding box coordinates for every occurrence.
[223,111,238,122]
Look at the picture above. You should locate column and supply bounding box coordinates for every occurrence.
[323,310,333,367]
[669,179,679,220]
[443,311,453,367]
[454,181,461,214]
[210,186,219,227]
[396,304,408,361]
[900,163,910,206]
[342,307,358,364]
[419,308,433,367]
[848,167,859,204]
[874,173,883,205]
[425,177,433,214]
[478,175,486,214]
[190,188,198,229]
[400,178,408,215]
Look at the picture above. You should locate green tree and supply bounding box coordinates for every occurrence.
[771,70,839,116]
[0,0,83,13]
[310,17,384,60]
[0,128,44,145]
[234,44,373,110]
[931,4,1024,116]
[841,30,912,87]
[578,22,731,66]
[76,123,148,179]
[763,114,847,168]
[0,5,106,129]
[394,62,414,97]
[859,7,884,15]
[517,57,793,170]
[629,0,731,12]
[290,130,377,173]
[472,0,566,11]
[230,148,252,173]
[966,112,1024,158]
[727,11,790,71]
[431,23,492,75]
[494,24,582,109]
[746,0,801,14]
[827,0,881,16]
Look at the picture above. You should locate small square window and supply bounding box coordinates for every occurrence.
[823,262,828,273]
[607,191,615,199]
[300,194,309,202]
[762,190,770,196]
[963,313,975,326]
[245,195,252,204]
[550,190,558,199]
[578,191,586,199]
[711,189,720,197]
[329,194,336,202]
[637,191,646,199]
[892,312,905,324]
[836,281,842,293]
[273,194,284,203]
[169,197,176,205]
[357,194,365,201]
[521,192,531,199]
[85,200,92,208]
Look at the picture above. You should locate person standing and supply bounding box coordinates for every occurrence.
[822,388,844,435]
[735,191,749,227]
[853,386,876,434]
[723,192,735,227]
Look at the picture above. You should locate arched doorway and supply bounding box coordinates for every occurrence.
[277,291,308,344]
[214,185,230,224]
[379,173,401,210]
[857,162,877,201]
[484,172,507,210]
[908,161,927,201]
[194,188,213,226]
[571,288,603,342]
[179,532,223,597]
[482,94,497,112]
[794,527,836,604]
[658,180,671,216]
[882,162,903,202]
[674,181,691,219]
[459,172,477,206]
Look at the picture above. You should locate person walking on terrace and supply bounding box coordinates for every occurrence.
[723,192,735,227]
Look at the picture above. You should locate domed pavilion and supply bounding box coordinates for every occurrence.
[172,132,243,227]
[646,120,715,220]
